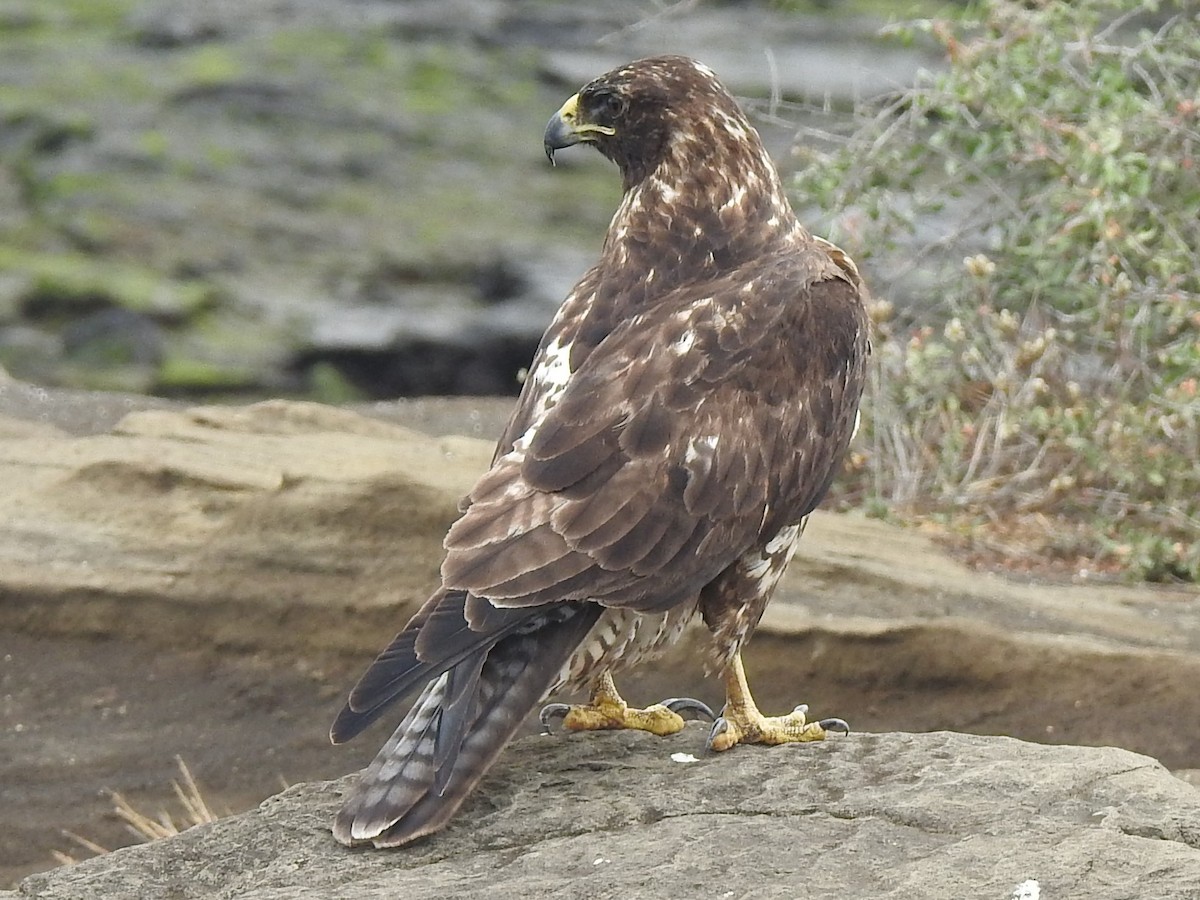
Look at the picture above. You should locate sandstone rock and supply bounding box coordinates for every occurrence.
[2,388,1199,888]
[3,391,1195,661]
[0,398,491,655]
[1,390,1198,764]
[11,729,1200,899]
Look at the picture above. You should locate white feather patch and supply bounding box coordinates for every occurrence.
[684,434,719,465]
[764,523,801,556]
[527,336,572,416]
[746,523,802,581]
[721,184,747,212]
[672,330,696,355]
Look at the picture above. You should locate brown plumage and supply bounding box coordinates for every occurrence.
[331,55,870,848]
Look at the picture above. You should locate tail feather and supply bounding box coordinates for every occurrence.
[331,590,539,745]
[431,651,485,795]
[330,629,423,742]
[338,674,447,842]
[333,603,600,847]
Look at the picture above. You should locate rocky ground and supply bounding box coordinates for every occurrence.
[1,378,1197,891]
[11,729,1200,899]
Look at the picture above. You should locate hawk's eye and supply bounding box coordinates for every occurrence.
[600,93,626,119]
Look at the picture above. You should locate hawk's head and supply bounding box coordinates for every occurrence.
[544,56,752,187]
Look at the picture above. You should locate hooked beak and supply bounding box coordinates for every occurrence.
[543,93,615,165]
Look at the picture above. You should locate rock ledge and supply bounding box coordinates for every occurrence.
[13,729,1200,900]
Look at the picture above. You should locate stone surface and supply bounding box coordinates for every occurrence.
[10,729,1200,899]
[3,387,1195,662]
[1,385,1198,887]
[0,396,492,655]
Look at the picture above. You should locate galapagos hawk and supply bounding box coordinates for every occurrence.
[331,55,870,847]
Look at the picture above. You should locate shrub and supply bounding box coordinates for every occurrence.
[796,0,1200,581]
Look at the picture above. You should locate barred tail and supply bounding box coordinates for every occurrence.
[332,604,599,847]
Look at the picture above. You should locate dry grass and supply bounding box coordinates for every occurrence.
[52,757,222,866]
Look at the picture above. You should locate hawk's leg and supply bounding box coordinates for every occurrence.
[707,653,849,751]
[540,671,714,736]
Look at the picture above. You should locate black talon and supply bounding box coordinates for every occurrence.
[660,697,716,722]
[705,717,729,751]
[539,703,572,734]
[819,717,851,735]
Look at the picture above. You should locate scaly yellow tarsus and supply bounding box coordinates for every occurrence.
[707,653,847,752]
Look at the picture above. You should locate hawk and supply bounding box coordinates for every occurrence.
[331,55,870,848]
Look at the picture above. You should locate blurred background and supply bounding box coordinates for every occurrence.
[0,0,946,402]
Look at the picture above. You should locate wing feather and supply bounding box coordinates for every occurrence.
[551,474,658,549]
[440,253,868,615]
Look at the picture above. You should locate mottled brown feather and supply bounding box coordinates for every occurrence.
[446,253,866,599]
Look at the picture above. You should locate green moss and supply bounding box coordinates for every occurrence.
[324,185,375,217]
[0,247,218,320]
[0,0,135,34]
[177,45,245,87]
[155,356,256,392]
[55,0,137,28]
[201,141,240,172]
[266,27,362,69]
[105,61,158,98]
[308,361,368,405]
[36,170,108,205]
[405,53,469,114]
[136,129,169,162]
[351,33,396,71]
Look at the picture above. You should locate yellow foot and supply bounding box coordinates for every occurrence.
[540,695,714,737]
[707,702,849,752]
[542,696,710,734]
[541,671,714,736]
